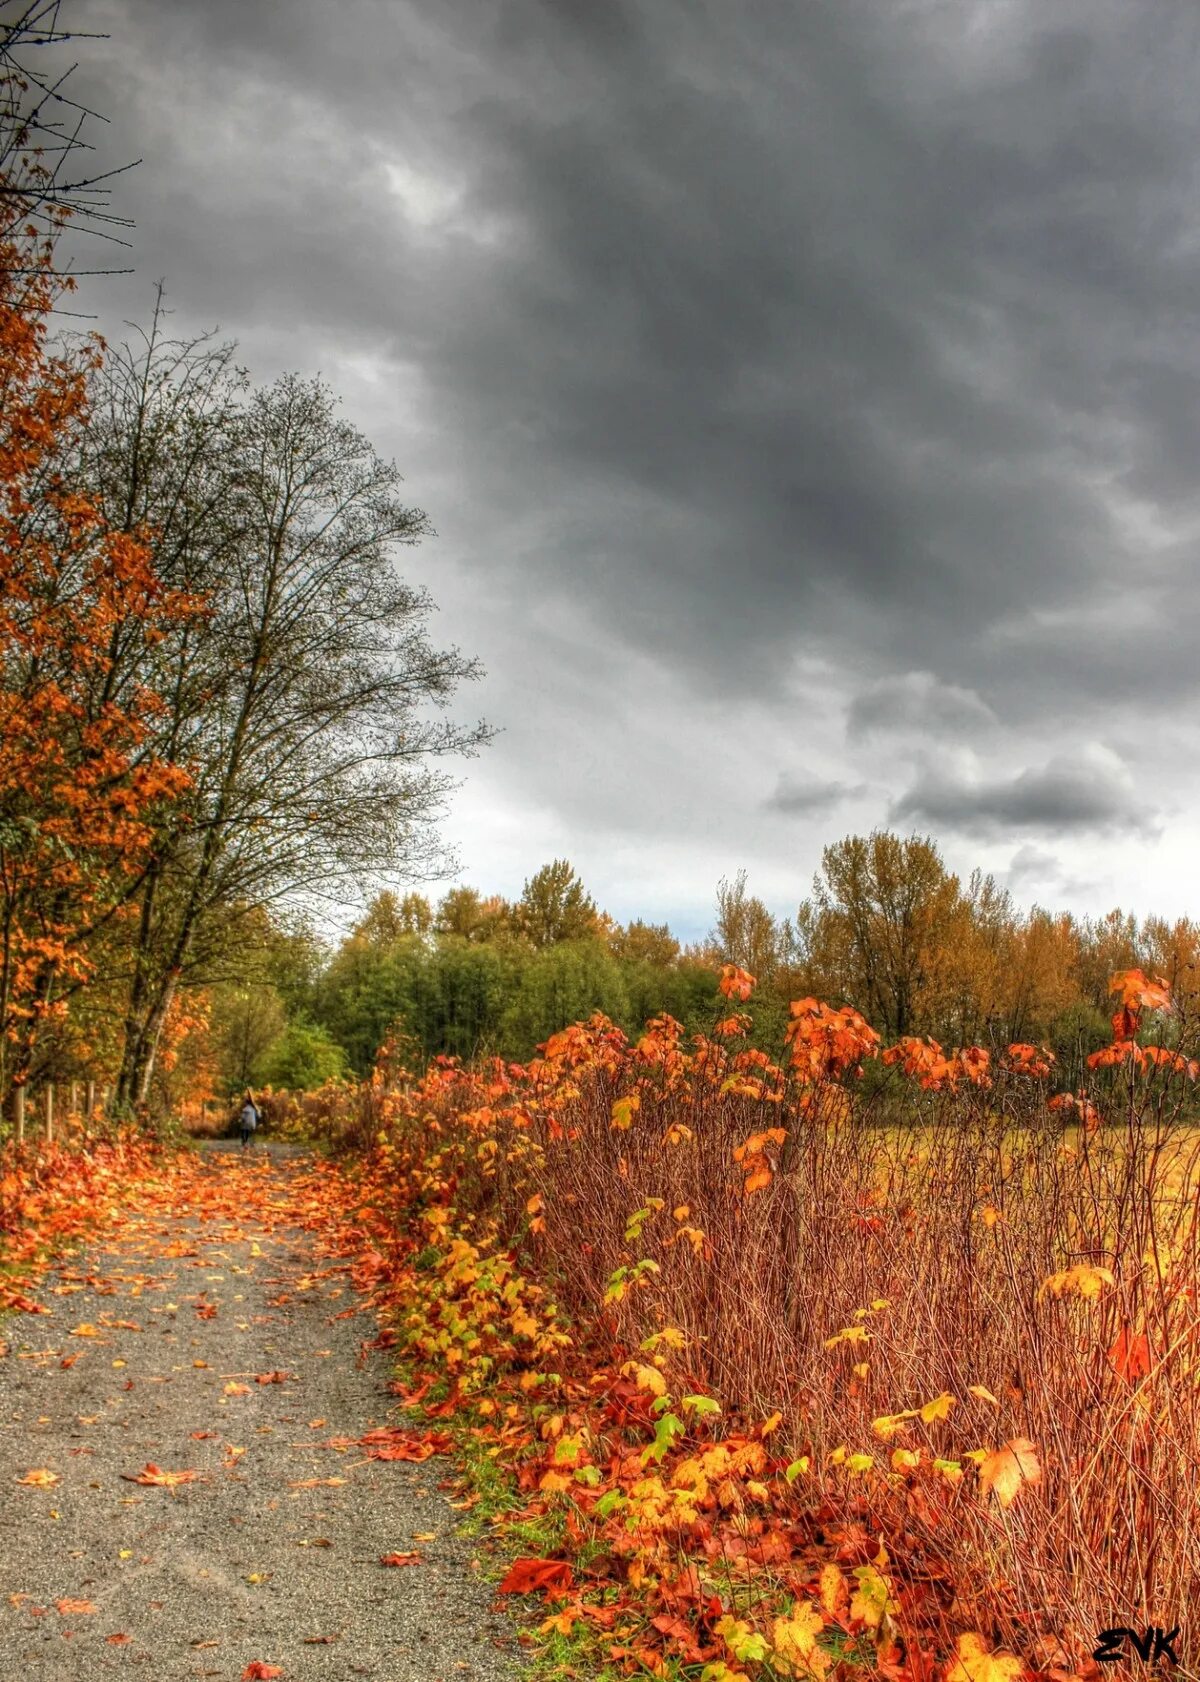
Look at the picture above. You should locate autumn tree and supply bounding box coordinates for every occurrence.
[793,832,962,1037]
[74,317,492,1109]
[611,919,680,966]
[709,870,782,982]
[354,890,432,944]
[0,49,190,1119]
[515,860,598,948]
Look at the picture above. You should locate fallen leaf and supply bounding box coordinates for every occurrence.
[17,1468,59,1488]
[224,1382,251,1396]
[55,1598,96,1615]
[106,1633,131,1645]
[379,1551,422,1567]
[242,1666,285,1681]
[497,1558,574,1597]
[254,1370,291,1385]
[121,1463,200,1488]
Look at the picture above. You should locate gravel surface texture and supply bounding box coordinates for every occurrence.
[0,1142,521,1682]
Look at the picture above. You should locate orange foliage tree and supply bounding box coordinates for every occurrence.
[0,71,194,1118]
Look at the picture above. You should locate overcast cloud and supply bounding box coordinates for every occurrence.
[55,0,1200,937]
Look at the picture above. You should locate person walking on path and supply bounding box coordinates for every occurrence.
[238,1091,261,1150]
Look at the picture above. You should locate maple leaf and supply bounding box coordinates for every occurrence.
[121,1463,199,1487]
[497,1558,574,1597]
[241,1666,285,1681]
[378,1551,422,1567]
[919,1391,956,1423]
[945,1632,1024,1682]
[977,1437,1042,1508]
[17,1468,59,1487]
[1038,1264,1114,1303]
[772,1600,829,1678]
[1107,1324,1154,1383]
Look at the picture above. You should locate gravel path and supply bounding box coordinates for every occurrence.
[0,1143,520,1682]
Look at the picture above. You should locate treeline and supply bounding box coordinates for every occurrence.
[175,837,1200,1102]
[0,36,488,1132]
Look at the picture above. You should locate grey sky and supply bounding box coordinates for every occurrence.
[57,0,1200,938]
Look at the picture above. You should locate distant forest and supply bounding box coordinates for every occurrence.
[166,836,1200,1104]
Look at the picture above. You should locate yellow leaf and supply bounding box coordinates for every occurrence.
[611,1095,640,1130]
[967,1384,999,1406]
[622,1360,667,1398]
[849,1563,897,1630]
[918,1391,956,1424]
[945,1632,1024,1682]
[1038,1263,1115,1302]
[871,1411,915,1440]
[772,1600,828,1677]
[818,1562,844,1616]
[891,1448,921,1473]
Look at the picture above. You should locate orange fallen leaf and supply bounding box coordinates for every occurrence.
[497,1558,574,1596]
[18,1468,59,1487]
[254,1370,291,1385]
[56,1598,96,1615]
[224,1382,251,1396]
[121,1463,200,1488]
[379,1551,422,1567]
[242,1666,285,1681]
[106,1633,131,1645]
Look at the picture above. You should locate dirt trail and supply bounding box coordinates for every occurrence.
[0,1142,519,1682]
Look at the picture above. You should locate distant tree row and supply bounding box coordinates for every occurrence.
[160,838,1200,1101]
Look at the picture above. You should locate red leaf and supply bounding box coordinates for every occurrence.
[1108,1325,1154,1382]
[242,1665,285,1680]
[497,1558,574,1597]
[379,1551,422,1567]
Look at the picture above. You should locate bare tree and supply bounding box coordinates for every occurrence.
[0,0,136,289]
[77,305,493,1106]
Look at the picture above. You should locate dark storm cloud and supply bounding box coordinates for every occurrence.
[57,0,1200,914]
[70,1,1200,707]
[890,748,1155,840]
